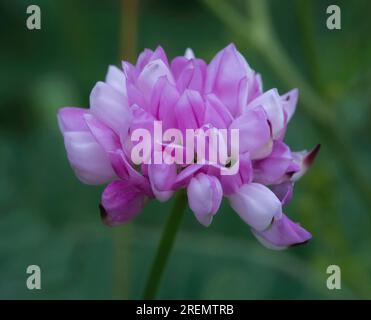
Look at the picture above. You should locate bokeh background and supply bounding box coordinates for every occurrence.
[1,0,371,299]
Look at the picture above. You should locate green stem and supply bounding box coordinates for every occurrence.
[121,0,139,62]
[112,0,139,300]
[113,226,131,299]
[143,191,188,299]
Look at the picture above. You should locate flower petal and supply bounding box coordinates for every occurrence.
[230,106,272,160]
[170,56,189,80]
[57,107,89,133]
[219,152,252,195]
[108,149,153,196]
[253,140,293,185]
[247,73,263,104]
[176,59,207,94]
[129,104,156,134]
[205,43,254,116]
[84,114,121,152]
[175,89,205,132]
[172,164,204,189]
[105,65,127,96]
[187,173,223,226]
[63,131,115,185]
[248,89,285,139]
[270,181,294,206]
[252,214,311,250]
[291,144,321,181]
[136,46,169,72]
[281,88,298,123]
[228,183,282,231]
[184,48,195,60]
[100,180,146,226]
[149,77,179,130]
[149,46,170,67]
[149,187,173,203]
[148,161,177,192]
[136,59,175,102]
[136,48,155,71]
[147,154,176,202]
[204,94,234,129]
[89,81,131,136]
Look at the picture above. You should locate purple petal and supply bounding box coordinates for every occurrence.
[219,152,252,195]
[135,46,170,72]
[149,46,170,67]
[204,94,234,129]
[175,90,205,132]
[170,56,189,80]
[63,131,115,185]
[205,44,254,116]
[230,106,272,160]
[136,48,155,71]
[149,77,179,130]
[237,76,248,114]
[57,107,89,133]
[172,164,204,189]
[123,61,138,83]
[108,149,153,197]
[247,89,285,139]
[147,156,177,202]
[228,183,282,231]
[270,181,294,206]
[129,104,156,135]
[84,114,121,152]
[126,81,147,109]
[176,59,207,94]
[291,144,321,181]
[252,214,311,250]
[281,88,298,123]
[149,187,173,203]
[247,73,263,104]
[89,81,131,136]
[136,59,174,102]
[187,173,223,226]
[253,140,293,185]
[105,65,127,96]
[148,162,177,193]
[100,180,146,226]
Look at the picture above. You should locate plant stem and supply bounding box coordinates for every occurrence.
[112,0,139,299]
[121,0,139,62]
[143,191,188,299]
[113,226,131,299]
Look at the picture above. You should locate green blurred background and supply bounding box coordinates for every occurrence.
[0,0,370,299]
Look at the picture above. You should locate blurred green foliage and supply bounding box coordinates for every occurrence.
[0,0,370,299]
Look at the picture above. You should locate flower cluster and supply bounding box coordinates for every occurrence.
[57,44,319,250]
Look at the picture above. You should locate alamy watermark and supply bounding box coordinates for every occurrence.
[26,5,41,30]
[26,265,41,290]
[326,265,341,290]
[130,121,240,175]
[326,5,341,30]
[25,4,341,32]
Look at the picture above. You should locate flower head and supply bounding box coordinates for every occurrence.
[57,44,319,249]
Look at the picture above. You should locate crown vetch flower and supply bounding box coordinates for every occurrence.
[57,44,319,250]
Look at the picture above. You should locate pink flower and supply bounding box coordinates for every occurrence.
[57,44,319,250]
